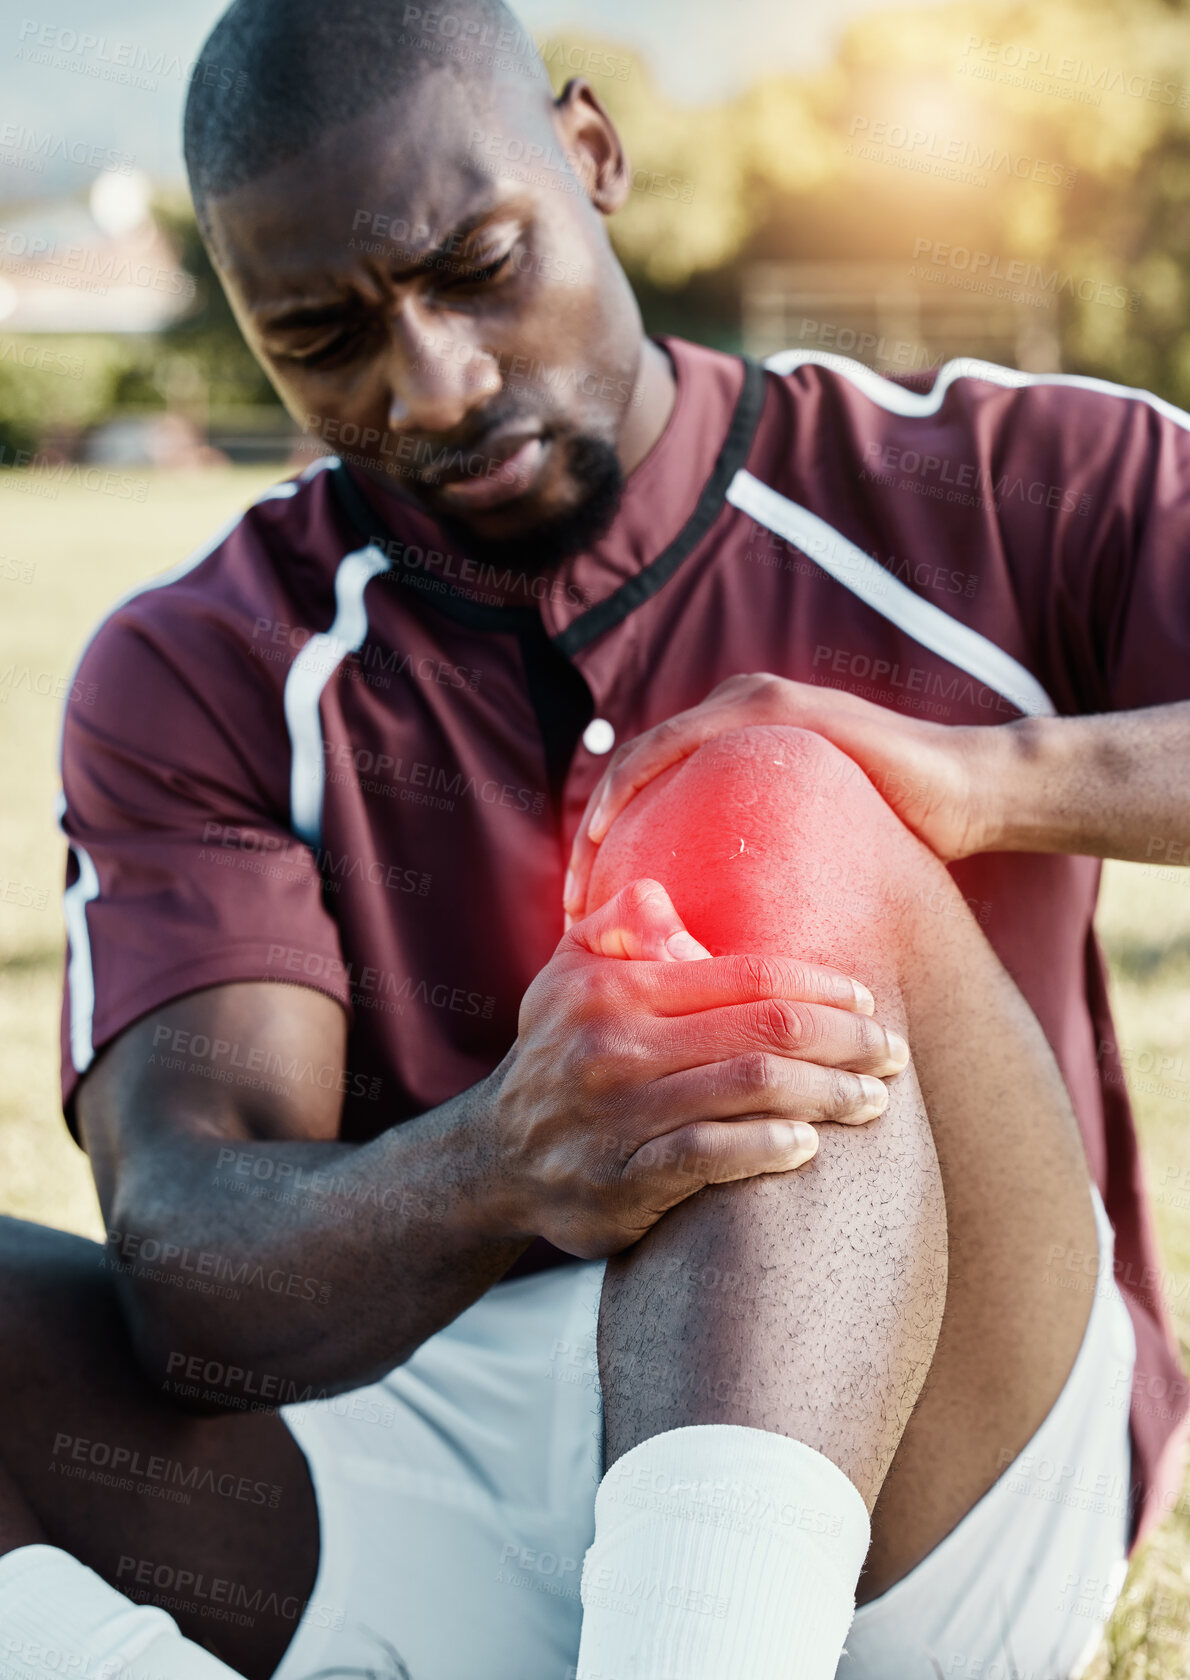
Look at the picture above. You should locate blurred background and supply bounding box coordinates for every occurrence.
[1,0,1189,1672]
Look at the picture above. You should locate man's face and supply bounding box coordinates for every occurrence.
[208,73,645,572]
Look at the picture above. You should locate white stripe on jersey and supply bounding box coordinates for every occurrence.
[56,792,101,1075]
[59,454,341,1075]
[285,544,390,848]
[725,468,1057,719]
[762,347,1190,434]
[743,347,1190,718]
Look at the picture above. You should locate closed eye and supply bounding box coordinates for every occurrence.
[436,248,514,290]
[280,326,369,370]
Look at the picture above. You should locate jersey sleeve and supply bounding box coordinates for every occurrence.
[1028,386,1190,715]
[59,596,351,1119]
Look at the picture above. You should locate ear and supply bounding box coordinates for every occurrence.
[552,77,631,216]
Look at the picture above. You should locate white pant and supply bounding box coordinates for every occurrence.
[274,1189,1133,1680]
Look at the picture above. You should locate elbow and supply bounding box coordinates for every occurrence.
[108,1268,236,1414]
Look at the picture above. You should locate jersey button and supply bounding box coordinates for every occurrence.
[582,718,616,756]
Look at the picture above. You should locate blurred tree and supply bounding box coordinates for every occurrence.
[153,195,284,414]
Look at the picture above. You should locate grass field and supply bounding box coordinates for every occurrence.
[1,466,1188,1674]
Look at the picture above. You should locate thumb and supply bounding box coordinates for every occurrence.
[567,877,712,962]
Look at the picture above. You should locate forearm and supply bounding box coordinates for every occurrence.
[982,702,1190,864]
[109,1069,530,1401]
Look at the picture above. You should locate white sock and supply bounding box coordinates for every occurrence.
[0,1545,247,1678]
[575,1425,871,1680]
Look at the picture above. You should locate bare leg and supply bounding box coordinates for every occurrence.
[0,1217,317,1679]
[590,726,1098,1598]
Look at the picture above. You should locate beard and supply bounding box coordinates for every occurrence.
[432,433,625,579]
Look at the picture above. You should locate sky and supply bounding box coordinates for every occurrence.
[0,0,953,202]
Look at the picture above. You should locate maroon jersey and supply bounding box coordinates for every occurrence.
[59,335,1190,1542]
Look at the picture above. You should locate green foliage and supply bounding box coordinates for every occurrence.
[0,335,143,458]
[153,196,282,412]
[9,3,1190,436]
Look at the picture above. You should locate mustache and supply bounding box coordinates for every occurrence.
[403,402,551,488]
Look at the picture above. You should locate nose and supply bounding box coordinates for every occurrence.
[385,310,502,435]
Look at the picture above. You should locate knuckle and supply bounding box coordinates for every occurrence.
[649,1127,694,1178]
[828,1069,863,1113]
[622,876,664,916]
[571,1021,618,1077]
[754,997,805,1049]
[856,1016,886,1062]
[733,1050,775,1097]
[744,953,783,999]
[575,965,618,1013]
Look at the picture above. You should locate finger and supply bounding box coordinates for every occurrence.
[564,713,715,919]
[586,716,713,846]
[563,819,599,924]
[567,876,712,963]
[653,997,909,1079]
[623,1116,820,1204]
[647,1052,891,1129]
[640,951,875,1017]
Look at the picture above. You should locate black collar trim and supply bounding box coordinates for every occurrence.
[553,356,767,657]
[327,354,768,649]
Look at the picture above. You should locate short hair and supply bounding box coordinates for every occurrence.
[184,0,548,232]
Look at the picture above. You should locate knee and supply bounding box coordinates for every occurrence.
[593,726,919,896]
[680,724,872,810]
[589,725,948,960]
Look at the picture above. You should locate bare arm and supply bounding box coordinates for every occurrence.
[987,703,1190,864]
[79,981,526,1405]
[80,890,902,1407]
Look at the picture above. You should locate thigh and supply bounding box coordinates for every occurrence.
[0,1217,317,1680]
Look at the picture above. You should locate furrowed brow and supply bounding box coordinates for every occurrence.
[387,204,519,281]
